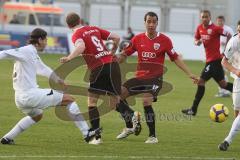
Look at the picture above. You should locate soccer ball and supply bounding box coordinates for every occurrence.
[209,104,229,123]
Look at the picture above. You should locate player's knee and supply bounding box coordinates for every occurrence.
[197,79,205,86]
[142,98,152,106]
[121,86,129,99]
[219,80,227,88]
[61,94,75,106]
[88,101,97,106]
[88,97,98,106]
[143,101,151,106]
[31,114,43,122]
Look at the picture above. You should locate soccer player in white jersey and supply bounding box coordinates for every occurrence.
[218,21,240,151]
[215,16,234,97]
[0,28,99,145]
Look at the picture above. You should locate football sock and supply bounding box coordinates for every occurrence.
[144,105,155,137]
[3,116,36,140]
[191,85,205,113]
[67,102,89,136]
[225,114,240,144]
[116,100,134,128]
[88,106,100,130]
[223,82,233,92]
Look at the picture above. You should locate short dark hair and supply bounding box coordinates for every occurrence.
[238,20,240,26]
[200,10,211,17]
[144,12,158,21]
[66,12,80,28]
[217,15,225,21]
[28,28,47,44]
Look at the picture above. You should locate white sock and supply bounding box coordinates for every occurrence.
[67,102,89,136]
[3,116,36,140]
[225,115,240,144]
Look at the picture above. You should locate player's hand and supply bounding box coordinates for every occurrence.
[195,40,202,46]
[60,56,70,63]
[189,74,199,84]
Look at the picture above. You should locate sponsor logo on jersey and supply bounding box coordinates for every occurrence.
[95,51,111,59]
[207,29,212,35]
[154,43,160,50]
[142,52,156,58]
[201,35,210,41]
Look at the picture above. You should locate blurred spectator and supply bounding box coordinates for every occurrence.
[214,15,234,98]
[216,15,234,53]
[9,14,20,24]
[84,21,89,26]
[123,27,134,40]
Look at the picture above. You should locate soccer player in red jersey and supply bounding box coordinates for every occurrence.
[182,10,233,116]
[60,12,133,144]
[116,12,198,143]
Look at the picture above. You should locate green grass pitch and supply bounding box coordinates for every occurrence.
[0,54,239,160]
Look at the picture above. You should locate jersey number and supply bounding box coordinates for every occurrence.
[91,36,104,52]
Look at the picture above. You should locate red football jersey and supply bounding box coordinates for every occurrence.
[195,22,226,63]
[72,26,114,70]
[124,32,179,79]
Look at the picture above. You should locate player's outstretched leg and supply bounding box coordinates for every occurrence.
[218,114,240,151]
[116,100,141,139]
[218,141,230,151]
[62,94,99,142]
[215,74,231,97]
[182,84,205,116]
[84,127,102,143]
[1,115,41,145]
[144,105,158,144]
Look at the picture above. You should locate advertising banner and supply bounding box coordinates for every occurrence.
[0,32,69,54]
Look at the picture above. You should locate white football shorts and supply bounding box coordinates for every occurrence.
[15,88,63,117]
[232,78,240,111]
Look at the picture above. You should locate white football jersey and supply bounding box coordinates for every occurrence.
[224,34,240,79]
[220,25,234,53]
[0,45,55,92]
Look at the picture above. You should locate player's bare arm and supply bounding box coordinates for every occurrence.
[108,33,120,54]
[174,57,199,83]
[60,40,85,63]
[222,56,240,77]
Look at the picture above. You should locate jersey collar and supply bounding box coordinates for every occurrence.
[202,21,212,28]
[145,32,160,40]
[29,44,38,54]
[72,25,84,33]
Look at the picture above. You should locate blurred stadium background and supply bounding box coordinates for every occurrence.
[1,1,240,159]
[1,0,240,59]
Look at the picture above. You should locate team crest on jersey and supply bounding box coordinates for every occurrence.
[207,29,212,35]
[153,43,160,50]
